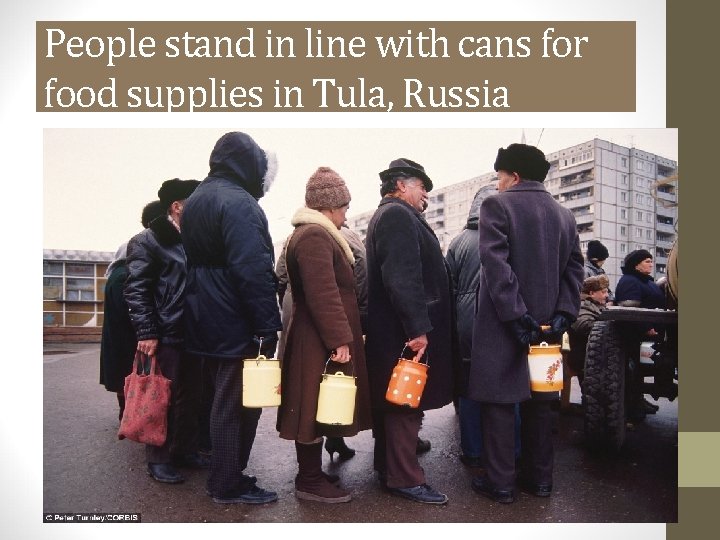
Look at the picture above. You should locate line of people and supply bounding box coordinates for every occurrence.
[101,133,591,507]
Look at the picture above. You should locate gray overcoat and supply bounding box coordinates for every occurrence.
[468,181,584,403]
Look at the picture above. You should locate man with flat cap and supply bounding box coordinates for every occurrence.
[468,144,584,503]
[364,158,456,505]
[125,178,204,484]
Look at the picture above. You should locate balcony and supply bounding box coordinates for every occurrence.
[559,170,594,190]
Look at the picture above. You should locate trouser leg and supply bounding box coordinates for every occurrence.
[206,357,259,495]
[480,402,516,491]
[384,408,425,489]
[519,399,554,485]
[459,396,484,459]
[145,344,181,464]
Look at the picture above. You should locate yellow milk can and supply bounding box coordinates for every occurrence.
[316,360,356,426]
[242,355,282,407]
[527,342,564,392]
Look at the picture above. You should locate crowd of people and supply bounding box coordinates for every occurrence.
[100,132,668,508]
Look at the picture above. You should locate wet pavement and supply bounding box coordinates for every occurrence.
[43,343,678,524]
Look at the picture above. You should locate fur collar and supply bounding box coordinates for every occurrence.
[291,207,354,265]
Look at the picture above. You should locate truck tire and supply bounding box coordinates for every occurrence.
[583,320,627,452]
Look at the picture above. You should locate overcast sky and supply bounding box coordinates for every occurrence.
[44,127,677,253]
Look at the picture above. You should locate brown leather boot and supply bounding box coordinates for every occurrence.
[294,441,351,503]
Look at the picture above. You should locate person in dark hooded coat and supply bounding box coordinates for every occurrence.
[468,144,584,504]
[180,131,282,505]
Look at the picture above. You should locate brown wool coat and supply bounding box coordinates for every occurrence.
[276,217,372,441]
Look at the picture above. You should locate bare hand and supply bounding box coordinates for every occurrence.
[137,339,158,359]
[406,334,428,360]
[330,344,351,364]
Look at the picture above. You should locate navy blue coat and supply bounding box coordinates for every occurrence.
[180,132,282,359]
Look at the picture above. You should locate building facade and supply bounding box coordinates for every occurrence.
[347,138,678,288]
[43,249,114,328]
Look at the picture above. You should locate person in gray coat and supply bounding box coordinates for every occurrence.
[468,144,584,504]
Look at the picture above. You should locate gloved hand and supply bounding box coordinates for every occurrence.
[509,313,542,346]
[550,312,573,334]
[542,312,574,343]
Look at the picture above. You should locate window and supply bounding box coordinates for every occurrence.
[621,191,628,202]
[620,209,627,219]
[636,160,644,171]
[43,277,63,300]
[65,278,95,301]
[646,230,653,240]
[647,196,653,206]
[44,261,63,275]
[635,227,642,238]
[620,225,627,236]
[621,174,628,185]
[636,177,643,188]
[636,193,644,204]
[620,243,627,254]
[621,157,628,167]
[636,211,643,221]
[646,213,652,223]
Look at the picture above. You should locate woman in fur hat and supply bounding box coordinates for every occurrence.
[277,167,372,504]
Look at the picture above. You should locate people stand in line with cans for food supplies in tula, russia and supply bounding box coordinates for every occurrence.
[275,167,373,503]
[124,178,207,485]
[108,134,620,508]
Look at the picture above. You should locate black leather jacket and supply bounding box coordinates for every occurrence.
[124,216,187,345]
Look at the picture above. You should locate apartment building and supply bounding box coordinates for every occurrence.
[347,138,678,288]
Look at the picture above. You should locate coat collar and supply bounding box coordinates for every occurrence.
[149,215,182,247]
[504,180,548,193]
[378,196,437,238]
[290,207,355,265]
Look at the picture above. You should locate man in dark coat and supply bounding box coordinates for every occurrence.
[468,144,584,503]
[365,158,455,505]
[125,179,203,485]
[180,131,282,505]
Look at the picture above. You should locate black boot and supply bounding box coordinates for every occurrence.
[295,442,351,503]
[117,392,125,422]
[324,437,356,461]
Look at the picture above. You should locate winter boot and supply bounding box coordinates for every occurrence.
[294,441,351,503]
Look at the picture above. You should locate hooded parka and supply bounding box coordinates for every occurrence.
[468,181,584,403]
[180,132,282,358]
[365,197,455,411]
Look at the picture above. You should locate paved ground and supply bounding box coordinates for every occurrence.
[43,343,678,524]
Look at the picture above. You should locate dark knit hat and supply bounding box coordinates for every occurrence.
[141,200,166,228]
[305,167,351,210]
[587,240,610,261]
[157,178,200,209]
[582,276,606,294]
[379,158,433,191]
[623,249,653,271]
[493,143,551,182]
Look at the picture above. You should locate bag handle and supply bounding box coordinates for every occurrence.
[133,350,163,377]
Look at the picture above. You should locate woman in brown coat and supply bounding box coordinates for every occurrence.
[277,167,372,503]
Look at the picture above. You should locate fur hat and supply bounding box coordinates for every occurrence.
[305,167,351,210]
[493,143,551,182]
[379,158,433,191]
[623,249,653,272]
[587,240,610,261]
[582,275,606,294]
[157,178,200,209]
